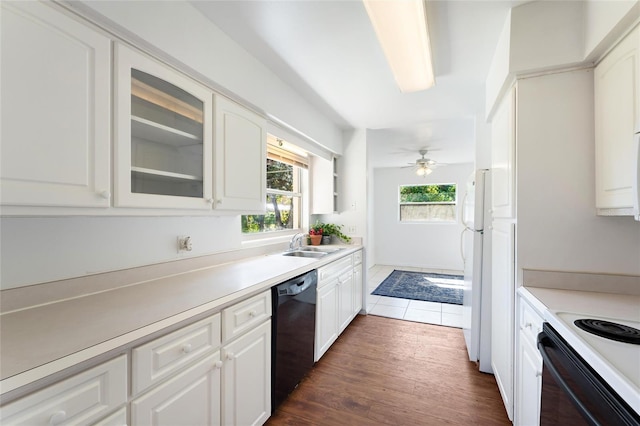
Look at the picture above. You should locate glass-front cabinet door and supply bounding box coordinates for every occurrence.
[115,43,213,209]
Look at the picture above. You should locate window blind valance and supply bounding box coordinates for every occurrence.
[267,136,309,169]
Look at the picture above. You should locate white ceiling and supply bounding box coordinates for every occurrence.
[192,0,522,168]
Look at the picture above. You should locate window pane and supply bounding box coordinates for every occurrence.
[399,184,457,222]
[399,184,456,202]
[400,204,456,221]
[267,159,293,191]
[242,194,295,233]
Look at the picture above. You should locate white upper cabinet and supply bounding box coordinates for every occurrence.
[0,1,111,208]
[310,155,338,214]
[594,24,639,214]
[114,43,213,210]
[214,96,266,212]
[491,86,516,219]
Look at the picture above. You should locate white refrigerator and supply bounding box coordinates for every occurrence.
[461,169,492,373]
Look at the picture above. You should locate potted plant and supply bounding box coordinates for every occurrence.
[308,222,324,246]
[315,222,351,244]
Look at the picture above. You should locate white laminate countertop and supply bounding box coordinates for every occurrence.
[0,246,361,395]
[519,286,640,414]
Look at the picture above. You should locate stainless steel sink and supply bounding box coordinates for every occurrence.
[299,246,344,253]
[281,250,327,258]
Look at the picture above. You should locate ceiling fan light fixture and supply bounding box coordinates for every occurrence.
[363,0,435,93]
[416,165,432,176]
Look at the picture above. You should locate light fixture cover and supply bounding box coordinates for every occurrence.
[364,0,435,92]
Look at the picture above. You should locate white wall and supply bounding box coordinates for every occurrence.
[486,0,639,119]
[517,69,640,278]
[0,215,240,289]
[509,1,584,73]
[584,0,639,60]
[315,129,368,247]
[373,164,474,271]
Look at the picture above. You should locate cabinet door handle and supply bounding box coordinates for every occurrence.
[49,410,67,426]
[205,198,213,204]
[216,199,222,205]
[226,352,234,360]
[214,360,223,369]
[182,343,193,354]
[98,190,111,200]
[536,370,543,377]
[249,310,257,317]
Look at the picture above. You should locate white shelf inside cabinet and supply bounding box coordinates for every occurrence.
[131,116,202,147]
[131,167,202,182]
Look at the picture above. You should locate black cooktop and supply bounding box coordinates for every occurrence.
[574,319,640,345]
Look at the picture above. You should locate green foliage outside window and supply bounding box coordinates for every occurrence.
[400,184,456,203]
[242,159,297,233]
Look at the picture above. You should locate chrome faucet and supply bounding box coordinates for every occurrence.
[289,233,305,251]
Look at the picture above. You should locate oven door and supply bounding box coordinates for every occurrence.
[537,323,640,426]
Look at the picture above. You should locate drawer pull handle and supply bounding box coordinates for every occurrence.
[182,343,193,354]
[226,352,235,360]
[249,310,257,317]
[49,410,66,426]
[215,360,223,369]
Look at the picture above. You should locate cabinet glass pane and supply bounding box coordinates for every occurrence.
[130,69,204,198]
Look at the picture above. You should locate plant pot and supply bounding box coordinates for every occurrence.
[322,235,332,245]
[309,235,322,246]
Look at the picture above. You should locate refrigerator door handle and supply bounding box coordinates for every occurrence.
[633,133,639,221]
[460,228,469,263]
[461,191,470,229]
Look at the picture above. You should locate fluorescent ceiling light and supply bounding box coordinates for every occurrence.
[363,0,435,93]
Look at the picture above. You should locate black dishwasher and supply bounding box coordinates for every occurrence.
[271,270,317,413]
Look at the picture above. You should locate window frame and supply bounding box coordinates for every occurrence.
[241,141,308,240]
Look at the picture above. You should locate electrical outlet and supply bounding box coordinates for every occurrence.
[177,236,192,252]
[348,225,357,234]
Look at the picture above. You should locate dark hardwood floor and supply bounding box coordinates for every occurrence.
[267,314,510,425]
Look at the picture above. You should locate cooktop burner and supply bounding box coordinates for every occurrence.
[574,319,640,345]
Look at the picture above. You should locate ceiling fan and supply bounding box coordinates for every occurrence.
[404,149,440,176]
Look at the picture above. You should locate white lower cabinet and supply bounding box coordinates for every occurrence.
[515,295,544,426]
[0,356,127,426]
[315,250,363,361]
[315,279,339,361]
[353,252,363,315]
[131,352,222,426]
[131,290,272,426]
[337,269,355,334]
[222,321,271,426]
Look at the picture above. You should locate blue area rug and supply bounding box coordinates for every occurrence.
[372,270,464,305]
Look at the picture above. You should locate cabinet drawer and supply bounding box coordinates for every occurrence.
[0,355,127,426]
[520,299,544,344]
[318,255,352,286]
[132,314,221,395]
[222,290,271,342]
[91,407,127,426]
[353,250,362,266]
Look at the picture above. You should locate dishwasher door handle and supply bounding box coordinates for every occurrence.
[286,279,312,295]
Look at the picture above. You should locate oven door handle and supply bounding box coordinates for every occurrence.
[537,333,601,426]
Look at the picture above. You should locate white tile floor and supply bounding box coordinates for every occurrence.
[366,264,464,328]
